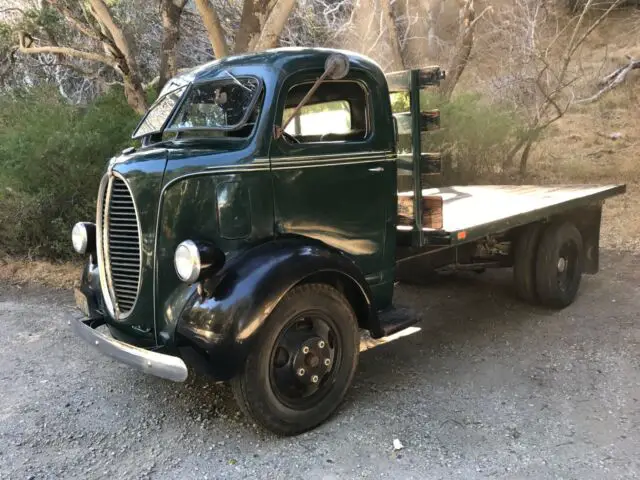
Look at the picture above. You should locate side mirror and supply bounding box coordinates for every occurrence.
[325,53,349,80]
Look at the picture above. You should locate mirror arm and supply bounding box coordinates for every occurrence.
[275,68,333,139]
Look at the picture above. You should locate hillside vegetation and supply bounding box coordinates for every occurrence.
[516,12,640,250]
[0,0,638,268]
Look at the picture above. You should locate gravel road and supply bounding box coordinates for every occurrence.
[1,251,639,480]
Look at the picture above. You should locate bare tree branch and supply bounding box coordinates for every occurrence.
[88,0,148,113]
[439,0,481,99]
[577,57,640,103]
[88,0,138,74]
[0,8,25,15]
[493,0,623,174]
[193,0,229,58]
[18,31,117,68]
[46,0,104,42]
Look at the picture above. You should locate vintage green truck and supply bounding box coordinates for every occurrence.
[70,47,625,435]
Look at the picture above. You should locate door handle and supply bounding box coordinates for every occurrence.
[368,167,384,172]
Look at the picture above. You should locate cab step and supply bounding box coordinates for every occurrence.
[360,306,421,352]
[378,306,420,337]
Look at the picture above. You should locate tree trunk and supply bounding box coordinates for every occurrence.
[235,0,296,53]
[236,0,273,53]
[504,128,540,174]
[350,0,398,70]
[123,76,149,115]
[89,0,148,113]
[159,0,188,92]
[193,0,229,58]
[380,0,404,71]
[439,0,475,100]
[252,0,297,51]
[503,135,527,169]
[393,0,442,68]
[519,138,534,175]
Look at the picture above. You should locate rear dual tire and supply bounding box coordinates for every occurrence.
[513,221,584,308]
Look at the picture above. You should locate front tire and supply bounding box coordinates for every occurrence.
[231,283,359,435]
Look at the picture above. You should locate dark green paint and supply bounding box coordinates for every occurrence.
[106,147,167,337]
[92,49,399,344]
[175,237,379,380]
[217,182,251,239]
[268,66,397,310]
[75,48,625,385]
[154,171,274,343]
[410,69,425,247]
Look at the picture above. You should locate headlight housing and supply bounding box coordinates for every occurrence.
[174,240,225,284]
[174,240,201,284]
[72,222,96,255]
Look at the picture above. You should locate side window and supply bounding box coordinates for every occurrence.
[281,81,370,143]
[284,100,351,137]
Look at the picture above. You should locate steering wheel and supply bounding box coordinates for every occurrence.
[282,131,300,144]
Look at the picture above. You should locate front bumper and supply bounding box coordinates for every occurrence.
[70,317,188,382]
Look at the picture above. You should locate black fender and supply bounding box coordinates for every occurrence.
[78,258,102,317]
[175,237,378,380]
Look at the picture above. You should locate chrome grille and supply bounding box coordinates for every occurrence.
[97,174,142,318]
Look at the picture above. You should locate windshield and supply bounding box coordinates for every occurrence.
[167,76,261,131]
[132,86,187,139]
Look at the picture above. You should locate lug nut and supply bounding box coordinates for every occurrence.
[311,375,319,383]
[302,346,310,354]
[318,340,325,348]
[324,358,331,366]
[297,368,305,376]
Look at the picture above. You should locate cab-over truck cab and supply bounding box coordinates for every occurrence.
[71,47,624,436]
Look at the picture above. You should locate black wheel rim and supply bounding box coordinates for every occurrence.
[557,240,579,292]
[269,310,342,410]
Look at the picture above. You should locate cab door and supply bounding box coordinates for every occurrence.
[269,70,395,285]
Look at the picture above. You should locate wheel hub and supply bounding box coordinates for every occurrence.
[557,257,567,273]
[293,337,332,385]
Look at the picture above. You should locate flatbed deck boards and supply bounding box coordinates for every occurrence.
[397,184,625,244]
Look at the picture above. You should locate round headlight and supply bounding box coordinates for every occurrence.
[174,240,201,283]
[72,223,89,254]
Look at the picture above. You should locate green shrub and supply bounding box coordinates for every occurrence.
[0,87,138,259]
[430,93,521,183]
[392,91,521,184]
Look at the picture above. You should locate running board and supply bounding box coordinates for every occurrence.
[360,306,421,351]
[360,326,421,352]
[378,306,420,337]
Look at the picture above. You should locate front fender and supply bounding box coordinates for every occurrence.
[175,238,376,380]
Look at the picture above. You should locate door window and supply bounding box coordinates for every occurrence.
[284,100,351,137]
[280,81,370,144]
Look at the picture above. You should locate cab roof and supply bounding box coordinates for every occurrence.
[160,48,384,94]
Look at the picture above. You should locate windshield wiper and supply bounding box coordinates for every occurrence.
[222,70,253,91]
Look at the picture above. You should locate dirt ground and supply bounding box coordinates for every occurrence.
[1,12,638,478]
[1,251,639,480]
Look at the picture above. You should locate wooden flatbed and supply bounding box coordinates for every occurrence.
[397,184,626,246]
